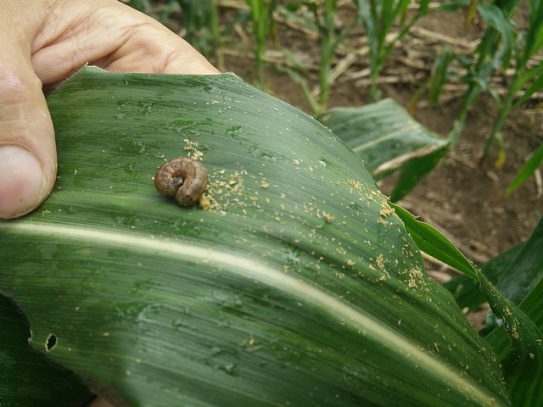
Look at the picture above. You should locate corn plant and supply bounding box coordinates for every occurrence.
[246,0,277,87]
[449,0,522,142]
[431,0,543,193]
[176,0,221,64]
[354,0,431,102]
[481,0,543,163]
[3,66,543,406]
[276,0,347,114]
[409,45,456,111]
[393,0,542,198]
[307,0,339,112]
[506,142,543,197]
[319,98,447,180]
[394,205,543,407]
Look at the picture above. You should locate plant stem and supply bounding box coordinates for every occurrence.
[318,0,337,113]
[481,76,516,162]
[448,84,480,143]
[209,0,223,68]
[361,0,427,103]
[369,62,381,102]
[248,0,267,87]
[449,29,502,143]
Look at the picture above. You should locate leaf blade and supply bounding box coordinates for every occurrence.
[0,67,508,406]
[319,99,446,178]
[393,205,543,406]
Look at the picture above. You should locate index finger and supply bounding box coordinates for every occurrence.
[31,0,219,85]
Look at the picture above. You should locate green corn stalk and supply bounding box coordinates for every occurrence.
[307,0,339,113]
[246,0,277,87]
[318,0,337,113]
[506,143,543,197]
[481,0,543,163]
[408,45,455,110]
[176,0,221,64]
[354,0,430,102]
[273,0,348,114]
[428,46,455,106]
[449,0,522,143]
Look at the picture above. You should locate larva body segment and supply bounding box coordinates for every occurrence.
[154,157,208,207]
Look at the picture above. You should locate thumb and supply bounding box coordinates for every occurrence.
[0,48,56,219]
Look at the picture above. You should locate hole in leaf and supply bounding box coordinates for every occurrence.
[45,333,57,352]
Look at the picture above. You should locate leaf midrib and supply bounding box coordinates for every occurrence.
[1,221,503,407]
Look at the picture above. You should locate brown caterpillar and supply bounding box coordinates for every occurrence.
[154,157,208,207]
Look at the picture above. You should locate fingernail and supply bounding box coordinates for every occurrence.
[0,145,47,219]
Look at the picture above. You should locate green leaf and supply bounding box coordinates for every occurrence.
[519,276,543,330]
[446,216,543,312]
[390,141,450,202]
[0,67,508,406]
[478,278,543,407]
[445,244,524,312]
[523,0,543,64]
[0,294,93,406]
[390,204,478,279]
[354,0,376,53]
[506,143,543,196]
[477,4,515,70]
[512,65,543,108]
[446,216,543,383]
[494,218,543,304]
[438,0,470,12]
[429,46,455,106]
[419,0,430,14]
[392,205,543,406]
[319,99,446,178]
[484,276,543,360]
[176,0,220,58]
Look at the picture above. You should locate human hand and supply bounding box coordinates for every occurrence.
[0,0,218,219]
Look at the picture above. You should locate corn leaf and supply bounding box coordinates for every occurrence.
[0,67,509,406]
[390,141,450,202]
[477,3,515,70]
[392,205,543,406]
[524,0,543,64]
[479,281,543,406]
[485,276,543,359]
[505,143,543,197]
[445,244,523,312]
[438,0,470,12]
[446,216,543,312]
[493,218,543,304]
[512,65,543,108]
[516,277,543,333]
[0,294,93,406]
[319,99,446,179]
[390,204,478,279]
[429,46,455,106]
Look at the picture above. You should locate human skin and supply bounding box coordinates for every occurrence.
[0,0,218,220]
[0,0,218,404]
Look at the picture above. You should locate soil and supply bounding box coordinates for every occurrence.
[218,5,543,274]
